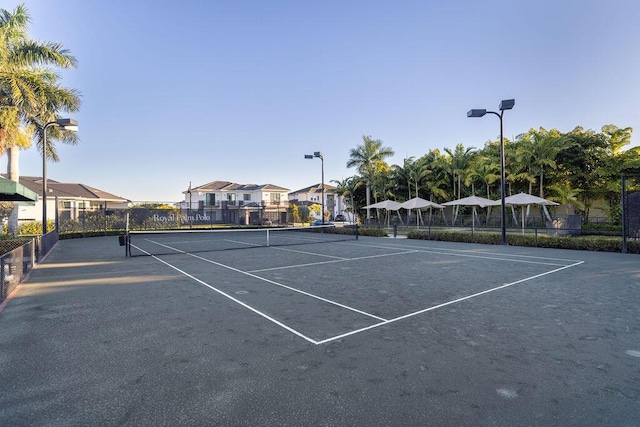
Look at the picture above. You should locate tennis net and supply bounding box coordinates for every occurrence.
[125,225,358,257]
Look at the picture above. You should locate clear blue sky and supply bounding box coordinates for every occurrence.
[5,0,640,202]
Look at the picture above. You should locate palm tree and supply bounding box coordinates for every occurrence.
[0,3,81,234]
[331,176,361,223]
[443,143,476,200]
[346,135,394,220]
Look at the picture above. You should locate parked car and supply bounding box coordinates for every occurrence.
[311,219,333,226]
[334,214,346,222]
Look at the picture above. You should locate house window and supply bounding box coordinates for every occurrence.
[63,202,71,208]
[270,193,281,203]
[243,194,251,201]
[206,193,215,206]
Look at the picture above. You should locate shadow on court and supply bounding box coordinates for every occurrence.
[1,235,639,425]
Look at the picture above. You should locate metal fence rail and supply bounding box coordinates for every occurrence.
[0,240,35,304]
[0,231,59,305]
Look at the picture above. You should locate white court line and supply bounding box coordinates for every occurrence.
[248,250,419,273]
[345,240,583,263]
[129,245,320,345]
[315,260,585,345]
[133,240,388,322]
[185,252,387,321]
[132,239,585,345]
[337,241,573,267]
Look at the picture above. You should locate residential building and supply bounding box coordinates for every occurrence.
[288,183,349,220]
[2,176,130,223]
[178,181,290,225]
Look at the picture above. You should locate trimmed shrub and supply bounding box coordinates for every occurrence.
[407,229,640,254]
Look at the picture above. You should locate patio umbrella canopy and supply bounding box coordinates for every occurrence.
[442,195,498,226]
[362,200,402,210]
[400,197,445,226]
[362,200,403,226]
[503,192,559,206]
[399,197,444,210]
[503,193,559,233]
[441,195,497,208]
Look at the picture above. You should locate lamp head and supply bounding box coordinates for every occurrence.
[499,99,515,111]
[467,109,487,118]
[56,118,78,132]
[304,154,314,159]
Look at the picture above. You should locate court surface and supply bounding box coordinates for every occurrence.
[1,235,639,425]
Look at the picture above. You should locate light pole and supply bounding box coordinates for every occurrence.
[42,118,78,235]
[187,181,192,228]
[305,152,324,223]
[467,99,514,245]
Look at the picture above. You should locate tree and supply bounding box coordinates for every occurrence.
[443,143,476,200]
[515,128,565,198]
[331,176,362,222]
[0,3,81,235]
[346,135,394,220]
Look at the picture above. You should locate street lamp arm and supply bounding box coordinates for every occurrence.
[42,118,78,235]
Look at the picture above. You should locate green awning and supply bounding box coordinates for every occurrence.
[0,177,38,202]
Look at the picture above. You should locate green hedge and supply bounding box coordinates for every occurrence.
[406,229,640,254]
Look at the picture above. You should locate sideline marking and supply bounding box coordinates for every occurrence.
[131,245,320,344]
[185,252,387,321]
[131,239,585,345]
[129,242,387,323]
[315,260,584,344]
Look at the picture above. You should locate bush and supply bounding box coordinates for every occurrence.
[406,229,640,254]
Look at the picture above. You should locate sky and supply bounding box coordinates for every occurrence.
[4,0,640,202]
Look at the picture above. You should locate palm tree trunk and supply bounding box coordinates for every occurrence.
[7,146,19,236]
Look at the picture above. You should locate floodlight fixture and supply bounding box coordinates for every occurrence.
[499,99,515,111]
[467,109,487,118]
[466,100,515,244]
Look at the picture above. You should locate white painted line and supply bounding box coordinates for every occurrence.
[315,260,585,345]
[248,250,419,273]
[271,246,349,260]
[129,245,319,344]
[186,252,387,322]
[338,241,572,267]
[134,241,387,322]
[347,240,584,263]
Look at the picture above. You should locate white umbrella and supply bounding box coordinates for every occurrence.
[362,200,402,210]
[400,197,445,226]
[400,197,444,210]
[503,193,559,233]
[504,192,559,206]
[442,195,497,208]
[362,200,402,227]
[442,196,498,226]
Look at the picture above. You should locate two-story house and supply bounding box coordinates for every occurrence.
[178,181,290,225]
[288,183,349,221]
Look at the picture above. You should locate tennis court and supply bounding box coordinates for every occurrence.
[1,232,639,425]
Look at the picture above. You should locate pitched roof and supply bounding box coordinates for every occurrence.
[289,183,337,194]
[189,181,290,193]
[3,176,129,202]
